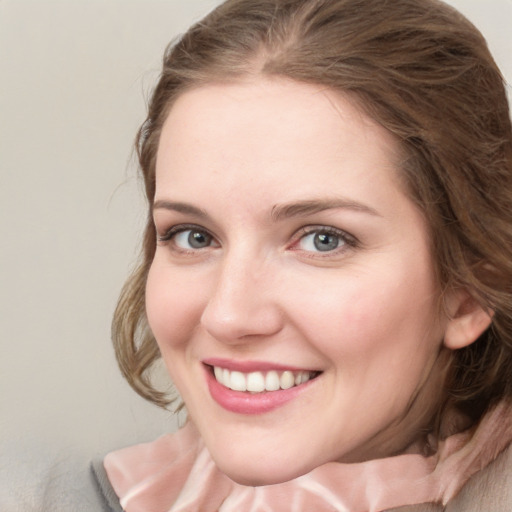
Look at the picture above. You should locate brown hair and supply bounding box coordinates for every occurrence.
[112,0,512,426]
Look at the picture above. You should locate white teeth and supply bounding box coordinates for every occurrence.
[230,371,247,391]
[247,372,265,392]
[280,371,295,389]
[265,371,280,391]
[213,367,316,393]
[299,371,311,384]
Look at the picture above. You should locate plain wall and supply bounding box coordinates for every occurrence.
[0,0,510,506]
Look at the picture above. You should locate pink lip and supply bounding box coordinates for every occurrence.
[203,363,318,415]
[203,357,308,372]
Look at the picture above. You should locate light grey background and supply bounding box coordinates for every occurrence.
[0,0,510,508]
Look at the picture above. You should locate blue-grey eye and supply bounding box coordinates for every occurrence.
[174,229,212,249]
[299,231,344,252]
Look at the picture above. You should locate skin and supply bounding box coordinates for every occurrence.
[146,78,459,486]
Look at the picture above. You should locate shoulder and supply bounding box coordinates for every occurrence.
[0,441,122,512]
[90,459,124,512]
[444,442,512,511]
[387,442,512,512]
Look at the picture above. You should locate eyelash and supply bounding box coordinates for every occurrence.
[291,226,358,256]
[158,224,215,247]
[157,224,358,256]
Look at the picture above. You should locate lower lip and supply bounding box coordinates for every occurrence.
[204,366,316,414]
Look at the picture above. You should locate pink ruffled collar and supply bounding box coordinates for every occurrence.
[104,402,512,512]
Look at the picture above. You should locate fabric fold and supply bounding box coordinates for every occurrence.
[104,401,512,512]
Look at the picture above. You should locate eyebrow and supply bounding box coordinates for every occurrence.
[153,197,380,221]
[270,198,381,221]
[153,200,208,218]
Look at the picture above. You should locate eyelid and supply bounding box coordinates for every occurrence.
[157,223,217,245]
[156,222,357,257]
[289,225,358,254]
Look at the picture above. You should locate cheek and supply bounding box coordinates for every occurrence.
[289,264,441,362]
[297,273,443,417]
[145,261,204,348]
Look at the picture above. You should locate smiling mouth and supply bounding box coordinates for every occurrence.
[210,366,321,393]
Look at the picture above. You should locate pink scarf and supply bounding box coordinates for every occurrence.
[104,402,512,512]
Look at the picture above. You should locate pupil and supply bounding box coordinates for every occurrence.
[314,233,338,251]
[188,231,210,248]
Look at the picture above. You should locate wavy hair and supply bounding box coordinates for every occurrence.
[112,0,512,427]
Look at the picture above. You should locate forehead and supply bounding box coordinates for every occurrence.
[155,78,410,218]
[159,78,396,152]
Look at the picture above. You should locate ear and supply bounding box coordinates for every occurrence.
[443,290,494,350]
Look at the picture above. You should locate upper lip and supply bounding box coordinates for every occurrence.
[202,357,319,373]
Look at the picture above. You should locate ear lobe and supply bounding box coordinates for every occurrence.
[443,291,494,350]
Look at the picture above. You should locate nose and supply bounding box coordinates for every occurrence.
[200,254,284,343]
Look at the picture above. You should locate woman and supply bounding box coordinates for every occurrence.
[94,0,512,510]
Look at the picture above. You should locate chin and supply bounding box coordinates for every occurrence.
[213,453,314,487]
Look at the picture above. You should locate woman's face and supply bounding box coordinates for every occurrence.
[146,78,450,485]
